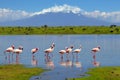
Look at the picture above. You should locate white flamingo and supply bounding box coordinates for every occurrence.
[73,45,82,62]
[4,45,15,63]
[13,46,23,64]
[91,46,100,66]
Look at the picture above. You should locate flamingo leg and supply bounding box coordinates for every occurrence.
[60,54,63,62]
[92,52,96,64]
[16,54,19,64]
[32,54,35,60]
[46,53,50,62]
[8,53,10,64]
[12,53,14,63]
[76,53,78,62]
[4,53,7,64]
[66,53,70,61]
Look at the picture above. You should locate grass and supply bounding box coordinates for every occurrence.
[0,64,120,80]
[0,26,120,35]
[0,64,45,80]
[68,66,120,80]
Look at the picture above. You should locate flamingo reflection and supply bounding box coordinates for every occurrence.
[59,60,73,67]
[74,61,82,70]
[92,61,100,67]
[45,55,54,69]
[31,56,38,66]
[59,61,66,67]
[46,60,54,69]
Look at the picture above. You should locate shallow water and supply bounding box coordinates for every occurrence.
[0,35,120,80]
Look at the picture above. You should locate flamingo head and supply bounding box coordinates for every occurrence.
[98,46,100,49]
[70,46,73,49]
[50,46,54,49]
[52,43,55,47]
[11,45,15,49]
[36,48,39,51]
[80,45,82,48]
[19,46,23,50]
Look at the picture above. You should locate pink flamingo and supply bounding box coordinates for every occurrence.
[4,45,15,63]
[44,43,55,61]
[31,48,39,66]
[65,46,73,60]
[91,46,100,66]
[73,45,82,62]
[13,46,23,64]
[59,49,66,61]
[31,48,39,59]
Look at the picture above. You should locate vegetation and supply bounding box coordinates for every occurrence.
[68,66,120,80]
[0,25,120,35]
[0,64,45,80]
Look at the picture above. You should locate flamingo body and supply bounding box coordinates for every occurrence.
[13,49,23,54]
[44,43,55,54]
[44,48,54,53]
[31,48,39,54]
[59,50,66,54]
[66,46,73,54]
[13,46,23,54]
[5,45,14,53]
[92,47,100,53]
[73,49,81,53]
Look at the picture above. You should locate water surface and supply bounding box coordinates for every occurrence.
[0,35,120,80]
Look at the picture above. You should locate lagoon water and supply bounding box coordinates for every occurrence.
[0,35,120,80]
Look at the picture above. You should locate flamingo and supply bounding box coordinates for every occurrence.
[31,48,39,59]
[44,43,55,61]
[65,46,73,60]
[4,45,15,63]
[44,43,55,53]
[31,48,39,66]
[13,46,23,64]
[91,46,100,66]
[73,45,82,62]
[59,47,67,61]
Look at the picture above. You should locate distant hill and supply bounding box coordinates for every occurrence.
[0,12,114,26]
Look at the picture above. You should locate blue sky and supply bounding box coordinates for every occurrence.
[0,0,120,12]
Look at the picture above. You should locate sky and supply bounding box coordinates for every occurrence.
[0,0,120,23]
[0,0,120,12]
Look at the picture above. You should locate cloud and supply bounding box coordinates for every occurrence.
[32,4,82,15]
[0,4,120,23]
[82,10,120,23]
[0,8,33,22]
